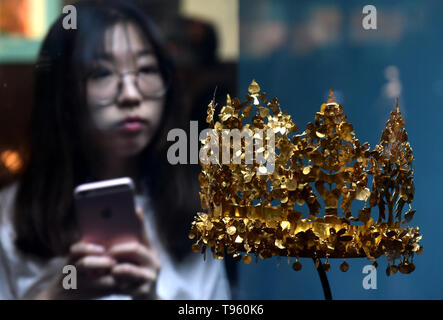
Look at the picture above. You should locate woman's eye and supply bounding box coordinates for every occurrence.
[139,66,160,75]
[89,68,113,79]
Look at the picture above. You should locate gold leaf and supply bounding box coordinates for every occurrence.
[280,221,290,230]
[292,261,302,271]
[320,104,327,114]
[404,209,416,223]
[248,80,261,95]
[227,226,237,235]
[356,187,370,201]
[241,105,252,118]
[235,235,243,243]
[226,93,232,106]
[287,180,297,191]
[243,254,252,264]
[275,239,285,249]
[258,107,270,118]
[323,261,331,272]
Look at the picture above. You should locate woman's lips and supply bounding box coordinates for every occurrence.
[121,120,146,132]
[117,118,147,133]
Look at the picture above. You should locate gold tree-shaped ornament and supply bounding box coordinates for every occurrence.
[369,100,415,226]
[301,89,371,220]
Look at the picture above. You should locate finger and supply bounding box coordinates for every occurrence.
[90,275,118,290]
[118,280,156,299]
[111,264,158,299]
[132,282,157,300]
[80,274,118,294]
[108,242,160,269]
[70,242,105,259]
[76,255,116,273]
[112,263,157,282]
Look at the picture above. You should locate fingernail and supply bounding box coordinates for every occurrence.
[90,244,105,252]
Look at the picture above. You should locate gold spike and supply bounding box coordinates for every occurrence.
[395,97,400,113]
[327,88,336,103]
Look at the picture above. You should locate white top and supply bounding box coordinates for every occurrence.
[0,182,231,300]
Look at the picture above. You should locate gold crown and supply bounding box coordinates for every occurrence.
[189,80,422,275]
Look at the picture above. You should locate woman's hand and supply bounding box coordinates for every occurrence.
[108,209,161,299]
[108,241,160,299]
[35,209,160,300]
[68,242,118,297]
[35,241,117,300]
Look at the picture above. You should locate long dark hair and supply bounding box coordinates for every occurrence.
[13,0,197,262]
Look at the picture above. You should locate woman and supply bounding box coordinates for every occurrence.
[0,0,231,299]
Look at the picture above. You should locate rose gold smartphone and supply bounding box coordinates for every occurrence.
[74,177,142,248]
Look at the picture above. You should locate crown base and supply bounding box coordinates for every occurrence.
[189,204,422,268]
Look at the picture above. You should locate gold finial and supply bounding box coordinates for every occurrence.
[327,88,336,103]
[248,79,261,95]
[395,97,400,113]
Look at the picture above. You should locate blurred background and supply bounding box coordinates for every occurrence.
[1,0,443,300]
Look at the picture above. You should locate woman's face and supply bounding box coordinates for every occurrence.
[86,22,165,158]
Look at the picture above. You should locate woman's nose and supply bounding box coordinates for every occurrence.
[117,74,142,108]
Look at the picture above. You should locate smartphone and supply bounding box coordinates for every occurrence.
[74,177,143,248]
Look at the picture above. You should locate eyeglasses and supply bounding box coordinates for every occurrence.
[87,65,168,106]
